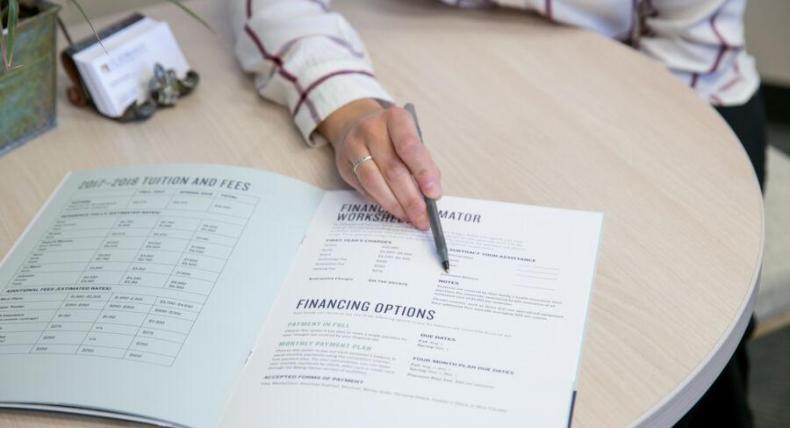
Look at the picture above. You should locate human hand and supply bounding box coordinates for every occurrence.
[318,98,442,230]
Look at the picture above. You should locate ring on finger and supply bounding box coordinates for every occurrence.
[351,155,374,175]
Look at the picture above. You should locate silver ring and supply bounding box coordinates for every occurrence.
[351,155,373,175]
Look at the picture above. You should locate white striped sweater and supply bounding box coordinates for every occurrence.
[232,0,759,146]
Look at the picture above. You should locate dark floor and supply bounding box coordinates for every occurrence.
[748,325,790,428]
[769,123,790,155]
[744,89,790,428]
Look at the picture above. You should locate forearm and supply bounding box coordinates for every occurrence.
[232,0,393,146]
[637,0,758,105]
[232,1,441,231]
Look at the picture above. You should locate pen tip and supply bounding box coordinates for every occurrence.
[442,261,450,272]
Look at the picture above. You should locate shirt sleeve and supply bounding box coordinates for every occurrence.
[231,0,394,146]
[636,0,759,106]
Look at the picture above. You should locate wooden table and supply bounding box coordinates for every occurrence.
[0,0,764,426]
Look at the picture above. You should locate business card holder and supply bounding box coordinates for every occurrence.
[60,13,199,122]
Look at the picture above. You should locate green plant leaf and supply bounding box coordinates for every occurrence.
[67,0,106,53]
[164,0,214,33]
[4,0,18,69]
[0,13,6,72]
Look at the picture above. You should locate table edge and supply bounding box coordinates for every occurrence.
[632,191,765,427]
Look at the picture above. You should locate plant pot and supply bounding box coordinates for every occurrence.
[0,1,61,156]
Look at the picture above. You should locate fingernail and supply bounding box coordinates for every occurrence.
[424,179,442,198]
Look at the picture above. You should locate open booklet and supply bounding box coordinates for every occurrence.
[0,164,603,428]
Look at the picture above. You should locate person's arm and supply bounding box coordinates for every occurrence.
[637,0,758,106]
[232,0,442,230]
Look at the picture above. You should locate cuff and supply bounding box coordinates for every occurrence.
[290,63,393,147]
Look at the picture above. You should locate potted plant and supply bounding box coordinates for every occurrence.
[0,0,207,155]
[0,0,60,155]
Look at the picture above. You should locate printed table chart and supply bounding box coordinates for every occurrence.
[0,186,258,366]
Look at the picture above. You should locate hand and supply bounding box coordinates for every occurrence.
[318,99,442,230]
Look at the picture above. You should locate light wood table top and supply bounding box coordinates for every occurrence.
[0,0,764,427]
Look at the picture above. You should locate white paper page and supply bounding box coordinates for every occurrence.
[73,17,157,116]
[0,165,324,428]
[76,20,189,117]
[222,191,603,428]
[91,21,190,117]
[72,17,156,64]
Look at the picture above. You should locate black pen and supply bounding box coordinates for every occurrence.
[404,103,450,272]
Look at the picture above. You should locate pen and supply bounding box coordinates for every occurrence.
[404,103,450,272]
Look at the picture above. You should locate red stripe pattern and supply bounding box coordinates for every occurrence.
[275,34,365,59]
[708,10,742,74]
[445,0,751,105]
[244,0,376,124]
[292,70,375,117]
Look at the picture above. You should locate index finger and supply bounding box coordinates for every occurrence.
[386,107,443,199]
